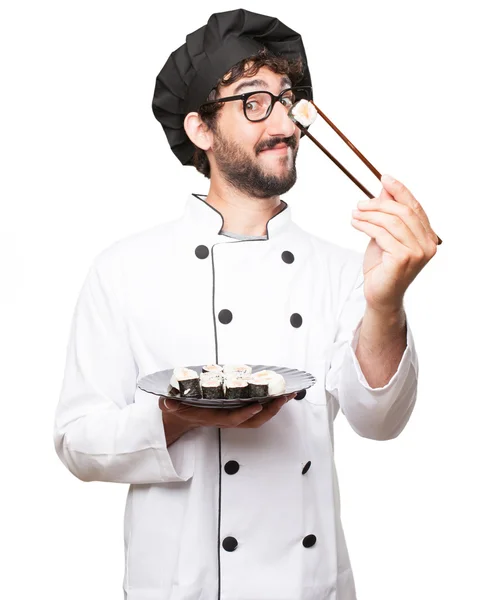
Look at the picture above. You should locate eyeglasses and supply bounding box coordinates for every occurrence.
[200,86,313,123]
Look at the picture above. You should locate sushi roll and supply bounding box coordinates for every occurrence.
[288,99,317,128]
[223,364,252,378]
[202,364,223,375]
[200,372,224,399]
[224,376,249,399]
[170,367,202,398]
[248,370,286,397]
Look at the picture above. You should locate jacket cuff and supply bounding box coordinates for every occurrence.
[347,315,418,392]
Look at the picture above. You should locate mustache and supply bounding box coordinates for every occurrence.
[255,135,298,155]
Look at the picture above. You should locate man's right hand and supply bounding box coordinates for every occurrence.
[158,393,297,446]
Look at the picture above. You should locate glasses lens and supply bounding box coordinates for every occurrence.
[279,89,295,109]
[244,92,273,121]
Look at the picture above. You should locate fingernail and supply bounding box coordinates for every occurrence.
[357,200,369,207]
[382,174,396,185]
[252,405,263,414]
[163,398,178,411]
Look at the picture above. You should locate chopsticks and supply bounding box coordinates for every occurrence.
[296,122,376,199]
[293,102,380,199]
[293,100,442,244]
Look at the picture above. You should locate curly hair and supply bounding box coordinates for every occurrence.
[193,48,305,178]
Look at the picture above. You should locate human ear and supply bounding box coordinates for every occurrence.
[183,113,212,151]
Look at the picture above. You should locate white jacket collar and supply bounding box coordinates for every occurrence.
[182,194,292,239]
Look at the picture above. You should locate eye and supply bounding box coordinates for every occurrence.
[245,101,260,112]
[280,97,294,108]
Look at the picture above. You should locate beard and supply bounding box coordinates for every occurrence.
[211,128,299,199]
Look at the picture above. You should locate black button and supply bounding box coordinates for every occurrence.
[219,309,233,324]
[303,534,317,548]
[222,536,238,552]
[225,460,240,475]
[290,313,303,328]
[302,461,312,475]
[282,251,295,264]
[195,245,209,259]
[295,389,306,401]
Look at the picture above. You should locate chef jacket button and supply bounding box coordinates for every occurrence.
[225,460,240,475]
[302,534,317,548]
[222,536,238,552]
[295,389,306,400]
[281,250,295,264]
[195,245,209,259]
[218,309,233,324]
[302,461,312,475]
[290,313,303,328]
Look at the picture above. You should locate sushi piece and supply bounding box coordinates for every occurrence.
[170,367,202,398]
[170,367,199,391]
[248,370,286,397]
[200,372,224,399]
[202,364,224,375]
[224,375,249,399]
[288,99,317,128]
[223,364,252,378]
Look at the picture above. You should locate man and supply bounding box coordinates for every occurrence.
[54,8,439,600]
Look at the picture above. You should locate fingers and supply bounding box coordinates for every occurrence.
[235,393,297,428]
[160,396,265,428]
[358,193,431,245]
[159,393,297,429]
[380,174,441,245]
[354,197,438,260]
[352,209,421,249]
[351,218,406,261]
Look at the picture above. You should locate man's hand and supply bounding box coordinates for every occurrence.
[351,174,439,314]
[159,393,297,446]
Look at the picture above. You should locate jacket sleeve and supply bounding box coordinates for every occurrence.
[326,263,419,441]
[53,254,194,484]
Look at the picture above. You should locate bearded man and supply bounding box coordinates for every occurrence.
[54,8,439,600]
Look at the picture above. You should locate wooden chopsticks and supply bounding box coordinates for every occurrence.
[293,102,380,199]
[293,101,442,244]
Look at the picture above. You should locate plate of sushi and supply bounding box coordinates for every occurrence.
[137,363,317,408]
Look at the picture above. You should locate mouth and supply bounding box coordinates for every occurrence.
[260,143,289,155]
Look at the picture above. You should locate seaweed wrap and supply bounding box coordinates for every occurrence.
[200,372,224,399]
[224,376,249,399]
[172,367,202,398]
[248,370,286,397]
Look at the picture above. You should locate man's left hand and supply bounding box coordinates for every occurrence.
[351,174,440,314]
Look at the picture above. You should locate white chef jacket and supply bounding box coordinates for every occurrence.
[54,194,418,600]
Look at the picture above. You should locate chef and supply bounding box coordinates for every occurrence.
[53,8,440,600]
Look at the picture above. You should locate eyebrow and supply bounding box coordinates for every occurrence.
[232,75,292,95]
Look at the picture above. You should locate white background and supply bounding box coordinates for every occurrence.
[1,0,478,598]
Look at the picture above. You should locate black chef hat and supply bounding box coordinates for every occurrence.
[152,8,313,166]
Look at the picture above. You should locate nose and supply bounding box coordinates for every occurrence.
[264,99,296,139]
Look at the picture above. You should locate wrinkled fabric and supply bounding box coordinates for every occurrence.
[54,195,418,600]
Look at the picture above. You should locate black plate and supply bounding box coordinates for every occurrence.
[137,364,316,408]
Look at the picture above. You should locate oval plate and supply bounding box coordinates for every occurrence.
[137,364,317,409]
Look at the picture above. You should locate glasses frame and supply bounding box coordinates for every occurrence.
[200,86,313,123]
